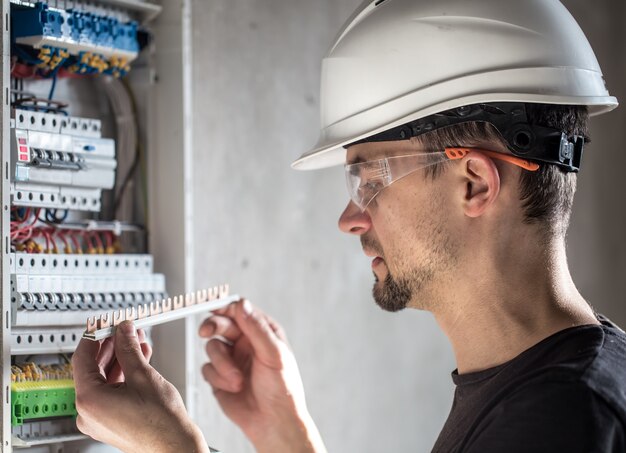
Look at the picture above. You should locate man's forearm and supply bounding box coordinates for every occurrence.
[252,412,327,453]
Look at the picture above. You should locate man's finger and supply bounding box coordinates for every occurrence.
[141,341,153,363]
[205,339,242,383]
[113,321,149,384]
[97,337,120,377]
[212,300,239,317]
[106,359,124,385]
[73,337,106,391]
[266,315,289,344]
[96,337,112,364]
[137,329,152,362]
[201,362,242,393]
[234,300,283,369]
[199,315,242,342]
[108,333,151,384]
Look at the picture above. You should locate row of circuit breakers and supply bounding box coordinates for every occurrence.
[13,108,114,211]
[8,0,163,448]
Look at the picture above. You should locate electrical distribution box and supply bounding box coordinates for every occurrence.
[3,0,167,450]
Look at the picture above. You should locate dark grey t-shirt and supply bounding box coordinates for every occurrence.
[432,317,626,453]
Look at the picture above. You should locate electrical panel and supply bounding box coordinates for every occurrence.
[4,0,165,450]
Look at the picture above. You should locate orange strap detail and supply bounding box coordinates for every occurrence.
[445,148,540,172]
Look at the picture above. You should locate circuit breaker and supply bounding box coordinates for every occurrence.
[3,1,166,450]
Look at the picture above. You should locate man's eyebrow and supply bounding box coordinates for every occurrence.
[347,156,366,165]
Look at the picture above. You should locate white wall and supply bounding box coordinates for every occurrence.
[186,1,625,452]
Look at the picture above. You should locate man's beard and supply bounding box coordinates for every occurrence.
[372,263,437,312]
[362,226,451,313]
[362,236,421,312]
[372,272,412,312]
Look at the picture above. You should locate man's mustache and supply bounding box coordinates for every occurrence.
[361,236,384,258]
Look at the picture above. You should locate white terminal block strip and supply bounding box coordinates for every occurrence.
[84,285,239,341]
[11,109,117,212]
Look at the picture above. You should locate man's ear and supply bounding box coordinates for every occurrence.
[461,152,501,218]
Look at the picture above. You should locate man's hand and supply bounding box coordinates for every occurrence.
[72,321,209,453]
[199,299,327,453]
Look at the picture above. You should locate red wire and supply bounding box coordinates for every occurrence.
[82,231,93,251]
[11,63,38,79]
[104,231,114,250]
[14,228,33,242]
[11,208,39,239]
[91,232,103,251]
[31,229,49,253]
[43,230,53,253]
[69,232,82,253]
[57,231,70,252]
[10,214,122,254]
[58,68,93,79]
[43,228,59,252]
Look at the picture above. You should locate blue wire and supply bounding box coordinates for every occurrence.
[48,73,58,100]
[16,105,55,114]
[13,45,41,65]
[47,50,61,100]
[45,209,68,223]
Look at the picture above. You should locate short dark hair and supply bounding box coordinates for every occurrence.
[413,104,589,236]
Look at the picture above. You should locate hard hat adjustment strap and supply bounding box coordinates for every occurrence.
[349,102,585,173]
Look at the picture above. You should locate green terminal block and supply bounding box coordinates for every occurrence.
[11,379,77,426]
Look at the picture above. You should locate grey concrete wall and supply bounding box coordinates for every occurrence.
[188,1,625,452]
[561,0,626,326]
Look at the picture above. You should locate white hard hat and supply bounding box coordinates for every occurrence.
[292,0,618,171]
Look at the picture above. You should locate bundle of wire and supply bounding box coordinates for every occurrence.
[11,362,73,383]
[99,77,146,223]
[12,44,131,80]
[11,207,119,254]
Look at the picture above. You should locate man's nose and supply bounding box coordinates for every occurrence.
[338,201,372,235]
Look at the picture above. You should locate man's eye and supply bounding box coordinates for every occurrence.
[361,179,382,191]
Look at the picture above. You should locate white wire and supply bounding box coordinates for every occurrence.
[99,76,137,223]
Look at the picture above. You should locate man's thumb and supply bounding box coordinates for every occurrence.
[114,321,148,383]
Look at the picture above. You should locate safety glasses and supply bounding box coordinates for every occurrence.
[345,147,539,211]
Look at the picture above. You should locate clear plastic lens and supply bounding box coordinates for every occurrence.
[345,151,448,210]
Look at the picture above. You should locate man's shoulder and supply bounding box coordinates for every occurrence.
[463,322,626,451]
[583,322,626,384]
[515,322,626,420]
[438,323,626,453]
[575,323,626,419]
[463,377,626,453]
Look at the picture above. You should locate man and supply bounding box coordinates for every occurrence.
[72,0,626,452]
